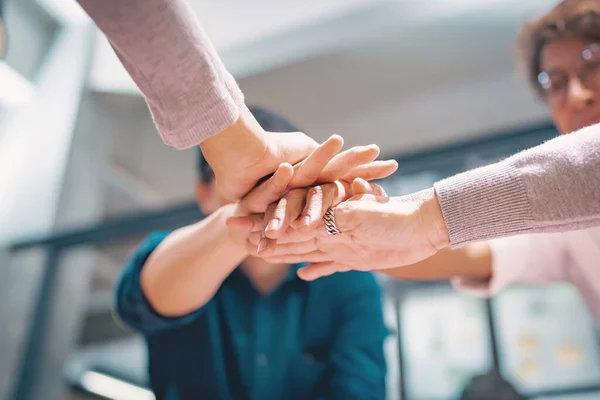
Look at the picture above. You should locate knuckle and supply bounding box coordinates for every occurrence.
[308,186,322,197]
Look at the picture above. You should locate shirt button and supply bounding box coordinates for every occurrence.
[256,353,269,366]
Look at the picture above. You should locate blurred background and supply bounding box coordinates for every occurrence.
[1,0,599,399]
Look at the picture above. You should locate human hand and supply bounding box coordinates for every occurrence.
[223,157,393,242]
[200,106,316,201]
[226,162,295,245]
[226,162,393,248]
[199,106,397,202]
[220,132,396,216]
[227,177,384,254]
[240,181,450,280]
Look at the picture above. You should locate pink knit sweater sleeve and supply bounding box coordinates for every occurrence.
[451,234,571,297]
[434,125,600,247]
[78,0,244,149]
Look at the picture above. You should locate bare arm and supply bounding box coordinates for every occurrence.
[139,161,298,317]
[140,204,246,317]
[381,242,492,282]
[383,232,573,298]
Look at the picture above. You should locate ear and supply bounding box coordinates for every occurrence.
[195,182,213,215]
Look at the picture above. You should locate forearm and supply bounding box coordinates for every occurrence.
[382,242,492,281]
[140,205,247,317]
[78,0,244,149]
[434,126,600,246]
[199,106,268,176]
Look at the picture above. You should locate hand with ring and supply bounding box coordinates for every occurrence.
[229,179,450,281]
[226,177,386,258]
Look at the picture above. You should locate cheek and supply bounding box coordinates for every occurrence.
[549,105,572,135]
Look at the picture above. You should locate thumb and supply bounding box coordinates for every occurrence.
[226,215,263,236]
[240,163,294,213]
[351,178,372,194]
[352,178,387,197]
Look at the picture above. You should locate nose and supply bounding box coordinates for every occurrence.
[567,78,597,110]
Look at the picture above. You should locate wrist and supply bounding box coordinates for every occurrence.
[199,106,268,174]
[413,188,450,250]
[219,204,253,251]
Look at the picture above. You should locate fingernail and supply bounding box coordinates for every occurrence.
[301,215,311,227]
[266,218,281,232]
[257,232,267,253]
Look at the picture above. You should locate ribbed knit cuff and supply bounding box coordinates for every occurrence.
[433,161,534,247]
[156,73,245,150]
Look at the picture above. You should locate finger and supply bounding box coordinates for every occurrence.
[317,145,380,183]
[247,231,317,257]
[351,178,372,195]
[248,231,263,246]
[249,229,316,247]
[297,262,351,281]
[264,188,307,239]
[261,251,331,264]
[258,239,319,258]
[256,232,273,254]
[287,181,348,230]
[246,238,317,257]
[298,183,339,229]
[241,163,294,213]
[350,178,387,197]
[289,135,344,188]
[341,160,398,182]
[226,214,265,234]
[246,233,276,255]
[248,232,317,253]
[258,203,279,252]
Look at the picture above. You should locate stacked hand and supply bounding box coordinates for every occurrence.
[220,125,399,246]
[229,178,450,281]
[201,106,396,203]
[203,105,450,281]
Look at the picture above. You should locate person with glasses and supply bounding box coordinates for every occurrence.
[378,0,600,321]
[244,0,600,326]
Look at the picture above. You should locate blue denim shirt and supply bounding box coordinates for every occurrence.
[116,232,388,400]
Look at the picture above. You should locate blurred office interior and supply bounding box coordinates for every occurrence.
[1,0,599,399]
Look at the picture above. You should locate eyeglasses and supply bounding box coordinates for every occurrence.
[537,43,600,106]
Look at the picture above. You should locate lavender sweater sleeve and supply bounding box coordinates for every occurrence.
[78,0,244,149]
[434,125,600,247]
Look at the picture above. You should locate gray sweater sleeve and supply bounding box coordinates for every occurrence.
[434,125,600,246]
[78,0,244,149]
